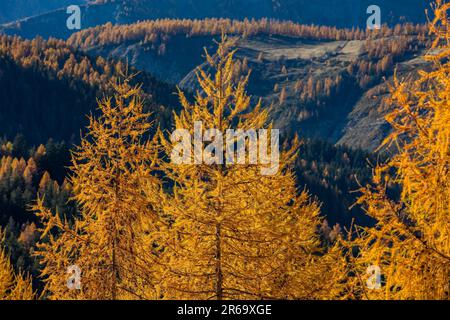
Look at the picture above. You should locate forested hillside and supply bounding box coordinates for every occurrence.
[0,0,447,302]
[0,0,86,24]
[0,19,428,269]
[0,32,382,286]
[0,138,75,286]
[66,19,430,150]
[1,0,428,40]
[0,34,177,288]
[0,35,178,144]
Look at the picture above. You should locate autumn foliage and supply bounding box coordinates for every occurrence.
[0,229,35,300]
[156,37,345,299]
[347,0,450,300]
[1,2,449,301]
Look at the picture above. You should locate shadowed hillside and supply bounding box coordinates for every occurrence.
[0,0,87,24]
[1,0,429,40]
[0,34,178,144]
[67,19,430,151]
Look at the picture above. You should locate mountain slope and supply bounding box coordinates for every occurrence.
[0,34,178,145]
[0,0,87,24]
[1,0,429,40]
[179,36,429,151]
[0,33,381,229]
[336,54,430,150]
[70,20,429,151]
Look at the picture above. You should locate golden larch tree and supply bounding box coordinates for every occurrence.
[349,1,450,300]
[158,37,345,300]
[33,78,165,300]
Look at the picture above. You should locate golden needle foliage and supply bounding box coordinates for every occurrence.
[33,78,165,299]
[157,37,345,300]
[0,230,35,300]
[27,2,450,300]
[349,0,450,300]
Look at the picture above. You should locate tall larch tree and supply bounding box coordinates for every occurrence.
[33,78,165,300]
[158,37,345,300]
[349,1,450,300]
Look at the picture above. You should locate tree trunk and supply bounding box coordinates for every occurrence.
[215,223,223,300]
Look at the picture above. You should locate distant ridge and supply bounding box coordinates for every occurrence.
[1,0,429,40]
[0,0,87,24]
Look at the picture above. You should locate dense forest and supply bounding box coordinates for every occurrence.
[67,18,427,48]
[0,35,178,144]
[0,0,429,41]
[0,1,448,301]
[0,0,86,24]
[67,19,430,138]
[0,32,383,293]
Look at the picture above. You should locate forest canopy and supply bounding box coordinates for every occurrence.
[0,0,448,302]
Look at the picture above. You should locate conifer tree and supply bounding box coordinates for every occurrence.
[158,37,344,300]
[349,1,450,300]
[0,230,35,300]
[33,78,164,300]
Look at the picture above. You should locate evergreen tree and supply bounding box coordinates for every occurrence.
[349,1,450,300]
[158,37,344,300]
[33,78,164,299]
